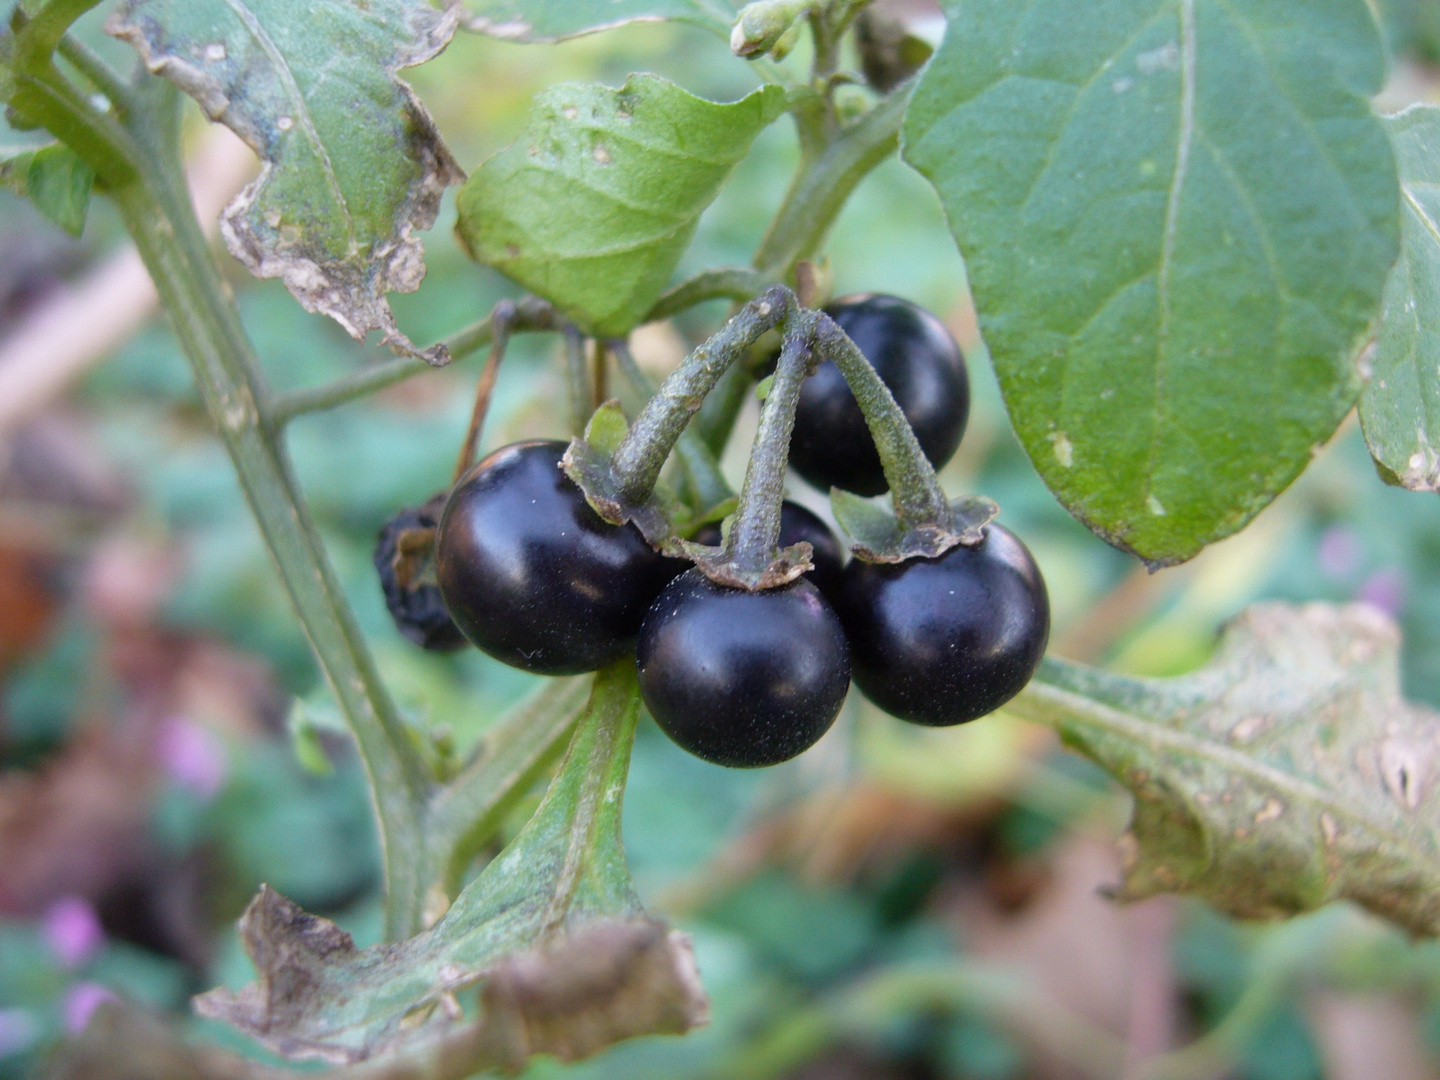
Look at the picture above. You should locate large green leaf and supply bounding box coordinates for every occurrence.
[194,664,706,1066]
[108,0,464,362]
[1012,603,1440,935]
[463,0,735,42]
[904,0,1400,567]
[1360,106,1440,491]
[455,75,784,338]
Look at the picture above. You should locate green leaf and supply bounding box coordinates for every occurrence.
[286,693,343,776]
[1360,106,1440,492]
[583,399,631,458]
[195,664,706,1066]
[904,0,1400,567]
[456,75,785,338]
[1010,603,1440,936]
[462,0,735,42]
[108,0,465,362]
[0,138,93,235]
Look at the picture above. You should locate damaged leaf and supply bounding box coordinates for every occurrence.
[463,0,736,42]
[1010,603,1440,936]
[455,75,785,337]
[195,662,707,1066]
[108,0,465,362]
[1360,106,1440,493]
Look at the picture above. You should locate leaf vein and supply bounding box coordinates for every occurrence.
[220,0,354,244]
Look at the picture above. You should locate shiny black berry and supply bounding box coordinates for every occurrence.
[638,569,851,767]
[435,440,676,675]
[834,524,1048,726]
[790,293,969,497]
[691,500,845,600]
[374,495,465,652]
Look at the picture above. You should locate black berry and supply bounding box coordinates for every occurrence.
[691,500,845,600]
[638,569,851,767]
[834,524,1048,726]
[789,293,969,497]
[374,495,466,652]
[436,440,677,675]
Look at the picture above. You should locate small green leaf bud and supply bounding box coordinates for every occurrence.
[731,0,811,59]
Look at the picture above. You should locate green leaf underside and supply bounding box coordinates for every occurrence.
[455,75,785,338]
[0,138,93,235]
[904,0,1399,567]
[195,664,703,1064]
[1014,603,1440,936]
[1360,106,1440,492]
[108,0,464,362]
[462,0,736,42]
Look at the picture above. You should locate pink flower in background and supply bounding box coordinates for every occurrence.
[61,983,116,1035]
[0,1009,39,1058]
[42,896,104,970]
[1316,525,1362,579]
[1358,568,1406,619]
[158,717,228,799]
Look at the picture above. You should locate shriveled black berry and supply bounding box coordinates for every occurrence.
[375,495,465,652]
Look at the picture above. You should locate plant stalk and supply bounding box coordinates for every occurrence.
[753,81,911,279]
[609,286,791,505]
[108,83,432,941]
[269,296,556,425]
[725,315,816,574]
[813,311,951,528]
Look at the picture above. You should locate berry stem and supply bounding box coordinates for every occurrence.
[592,339,609,409]
[564,324,591,437]
[643,266,772,323]
[451,300,514,485]
[610,338,735,512]
[609,285,791,505]
[813,312,953,528]
[725,313,817,574]
[269,297,558,425]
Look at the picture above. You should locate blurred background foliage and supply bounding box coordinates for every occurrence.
[4,2,1440,1078]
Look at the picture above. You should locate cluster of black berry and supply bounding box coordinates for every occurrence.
[383,295,1050,769]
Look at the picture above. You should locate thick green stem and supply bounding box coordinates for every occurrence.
[814,312,951,528]
[109,88,431,941]
[725,316,815,574]
[609,286,791,505]
[752,82,910,278]
[56,33,138,117]
[8,60,139,184]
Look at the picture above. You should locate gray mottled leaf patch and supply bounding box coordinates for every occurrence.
[1014,603,1440,936]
